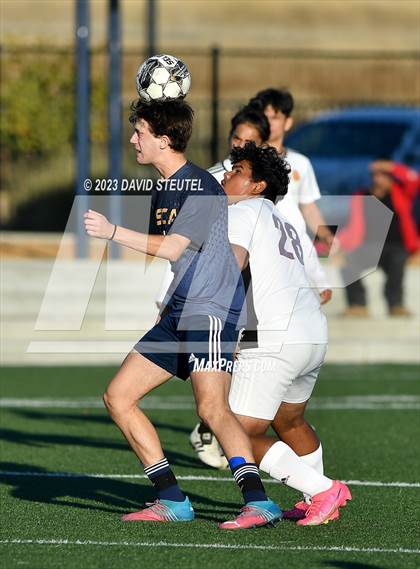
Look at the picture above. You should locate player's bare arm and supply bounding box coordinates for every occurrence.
[84,209,190,261]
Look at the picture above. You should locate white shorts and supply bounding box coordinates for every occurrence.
[228,343,327,421]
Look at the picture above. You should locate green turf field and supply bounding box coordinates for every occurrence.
[1,364,419,569]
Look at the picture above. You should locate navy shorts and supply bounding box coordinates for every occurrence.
[133,314,241,380]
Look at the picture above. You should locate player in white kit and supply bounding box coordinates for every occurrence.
[190,105,332,473]
[221,141,351,526]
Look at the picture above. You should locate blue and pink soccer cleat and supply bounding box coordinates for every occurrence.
[219,499,282,530]
[122,497,194,522]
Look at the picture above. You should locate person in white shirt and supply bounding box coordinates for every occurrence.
[219,141,351,526]
[249,88,338,303]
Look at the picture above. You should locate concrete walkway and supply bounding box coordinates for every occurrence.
[1,258,419,365]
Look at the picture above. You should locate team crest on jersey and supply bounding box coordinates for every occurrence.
[292,170,300,182]
[156,207,177,226]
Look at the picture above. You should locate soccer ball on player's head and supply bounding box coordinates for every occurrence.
[136,54,191,102]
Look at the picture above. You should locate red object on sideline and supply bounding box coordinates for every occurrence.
[337,163,419,254]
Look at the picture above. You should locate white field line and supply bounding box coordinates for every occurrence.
[0,538,418,555]
[0,471,418,488]
[0,395,419,410]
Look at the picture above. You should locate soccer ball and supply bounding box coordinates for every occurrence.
[136,54,191,102]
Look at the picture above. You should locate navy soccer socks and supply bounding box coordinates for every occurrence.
[229,457,268,503]
[144,458,185,502]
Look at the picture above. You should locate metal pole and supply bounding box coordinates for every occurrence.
[75,0,90,258]
[147,0,157,58]
[108,0,122,259]
[210,46,220,165]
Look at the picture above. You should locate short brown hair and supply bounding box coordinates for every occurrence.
[129,99,194,152]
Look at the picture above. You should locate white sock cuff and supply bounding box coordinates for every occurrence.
[303,443,323,462]
[301,443,324,475]
[259,441,289,475]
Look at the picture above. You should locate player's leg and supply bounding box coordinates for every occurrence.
[272,400,320,457]
[190,369,254,462]
[233,411,333,503]
[105,317,194,522]
[229,344,351,525]
[235,403,323,488]
[233,410,350,526]
[229,345,331,493]
[190,395,318,471]
[270,400,324,518]
[190,368,281,530]
[103,351,171,466]
[264,345,351,525]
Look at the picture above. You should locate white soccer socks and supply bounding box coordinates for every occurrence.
[299,443,324,503]
[259,441,332,497]
[300,443,324,474]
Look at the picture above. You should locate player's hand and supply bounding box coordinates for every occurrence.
[84,210,115,240]
[319,289,333,305]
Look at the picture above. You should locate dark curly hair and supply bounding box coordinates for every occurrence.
[129,98,194,152]
[229,105,270,143]
[230,141,290,203]
[248,88,294,117]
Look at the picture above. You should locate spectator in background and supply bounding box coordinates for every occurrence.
[339,160,419,317]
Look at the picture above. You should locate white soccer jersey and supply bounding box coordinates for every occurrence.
[278,148,329,289]
[228,198,327,345]
[283,147,321,205]
[209,157,330,291]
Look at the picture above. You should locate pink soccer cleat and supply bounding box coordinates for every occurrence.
[219,499,282,530]
[282,500,310,521]
[121,497,194,522]
[297,481,351,526]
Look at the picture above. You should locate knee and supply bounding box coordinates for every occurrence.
[288,415,306,429]
[275,414,306,436]
[103,389,118,415]
[103,389,136,418]
[196,401,229,427]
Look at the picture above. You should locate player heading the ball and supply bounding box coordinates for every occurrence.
[84,72,282,528]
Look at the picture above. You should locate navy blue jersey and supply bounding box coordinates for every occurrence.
[150,161,245,326]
